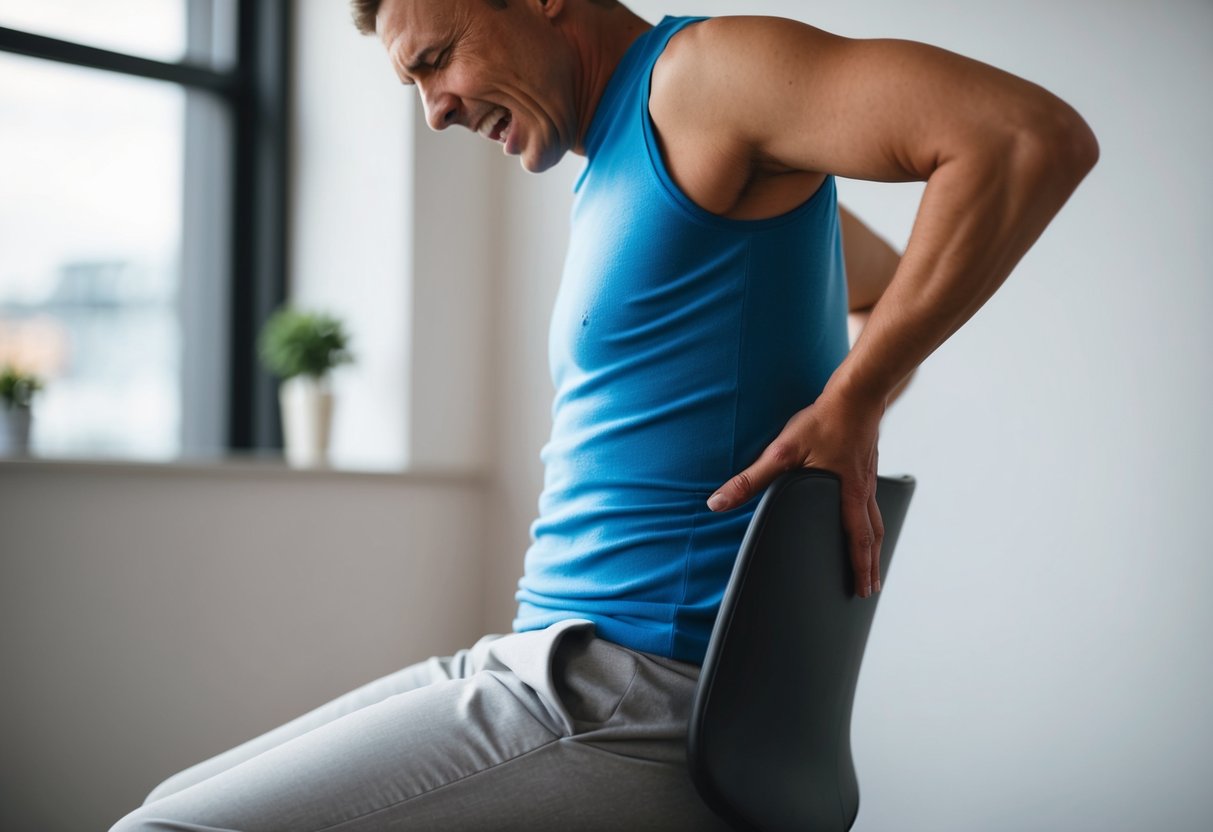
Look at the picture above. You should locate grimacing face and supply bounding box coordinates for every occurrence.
[377,0,581,173]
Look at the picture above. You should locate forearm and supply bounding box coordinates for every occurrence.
[844,216,912,407]
[848,309,913,408]
[827,125,1097,410]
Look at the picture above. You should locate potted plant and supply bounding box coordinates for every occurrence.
[0,364,43,456]
[257,308,353,468]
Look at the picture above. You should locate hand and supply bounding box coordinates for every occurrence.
[706,390,886,598]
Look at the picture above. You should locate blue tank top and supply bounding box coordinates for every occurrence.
[512,16,850,664]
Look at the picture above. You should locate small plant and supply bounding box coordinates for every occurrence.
[257,308,353,381]
[0,364,43,410]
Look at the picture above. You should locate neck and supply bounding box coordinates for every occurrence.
[565,3,652,156]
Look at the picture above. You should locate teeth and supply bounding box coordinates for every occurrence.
[478,107,509,138]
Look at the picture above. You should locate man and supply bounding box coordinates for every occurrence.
[111,1,1096,829]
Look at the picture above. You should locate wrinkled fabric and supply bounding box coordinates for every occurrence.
[110,620,731,831]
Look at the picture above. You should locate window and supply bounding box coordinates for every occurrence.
[0,2,192,64]
[0,0,288,460]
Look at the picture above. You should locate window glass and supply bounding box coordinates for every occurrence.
[0,0,188,64]
[0,53,184,460]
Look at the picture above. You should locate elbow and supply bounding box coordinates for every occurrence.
[1054,109,1100,178]
[1015,103,1100,187]
[1074,118,1100,172]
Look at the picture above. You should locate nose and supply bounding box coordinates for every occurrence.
[421,87,460,132]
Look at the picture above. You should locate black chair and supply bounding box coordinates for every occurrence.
[688,468,916,831]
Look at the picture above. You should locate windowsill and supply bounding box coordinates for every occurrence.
[0,452,486,485]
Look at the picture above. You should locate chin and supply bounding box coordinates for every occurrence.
[521,146,565,174]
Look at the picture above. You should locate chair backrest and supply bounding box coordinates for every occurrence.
[688,468,916,831]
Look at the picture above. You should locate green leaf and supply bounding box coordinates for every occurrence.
[0,364,43,409]
[257,308,354,380]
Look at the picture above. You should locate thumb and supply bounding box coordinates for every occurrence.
[707,446,793,512]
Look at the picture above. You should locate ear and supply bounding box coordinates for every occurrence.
[536,0,566,21]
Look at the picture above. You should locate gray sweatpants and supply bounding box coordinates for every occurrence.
[109,619,731,831]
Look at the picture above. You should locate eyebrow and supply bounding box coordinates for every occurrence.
[402,48,440,76]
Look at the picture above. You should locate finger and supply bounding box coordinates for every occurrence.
[868,487,885,592]
[707,439,800,512]
[867,443,885,593]
[841,479,875,597]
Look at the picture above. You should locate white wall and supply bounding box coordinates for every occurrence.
[0,461,485,831]
[289,0,413,470]
[481,157,581,631]
[407,110,498,472]
[485,1,1213,830]
[290,0,497,473]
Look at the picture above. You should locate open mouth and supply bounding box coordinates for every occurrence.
[477,107,512,144]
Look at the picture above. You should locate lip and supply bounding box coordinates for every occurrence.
[502,117,520,155]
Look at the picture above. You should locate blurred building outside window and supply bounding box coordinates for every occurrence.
[0,0,246,461]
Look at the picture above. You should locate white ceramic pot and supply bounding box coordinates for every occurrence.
[0,405,32,456]
[279,376,334,468]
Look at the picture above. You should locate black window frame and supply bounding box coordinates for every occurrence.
[0,0,291,453]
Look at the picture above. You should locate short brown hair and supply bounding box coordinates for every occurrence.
[351,0,518,35]
[351,1,619,35]
[350,0,383,35]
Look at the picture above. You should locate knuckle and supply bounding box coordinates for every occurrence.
[852,530,876,551]
[842,478,872,501]
[730,471,754,495]
[765,440,799,467]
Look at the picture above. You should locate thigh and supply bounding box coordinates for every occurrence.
[113,621,731,831]
[384,624,733,831]
[112,669,564,832]
[141,636,505,805]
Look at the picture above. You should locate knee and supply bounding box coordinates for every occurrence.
[139,767,198,807]
[109,783,185,832]
[140,780,174,807]
[108,807,173,832]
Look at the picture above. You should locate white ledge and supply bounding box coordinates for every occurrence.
[0,453,487,486]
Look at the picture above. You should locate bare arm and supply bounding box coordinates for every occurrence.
[674,17,1098,596]
[664,18,1097,405]
[839,205,913,407]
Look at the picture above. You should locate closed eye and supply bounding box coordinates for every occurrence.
[400,47,449,86]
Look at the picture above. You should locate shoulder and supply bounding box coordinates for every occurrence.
[650,16,843,155]
[651,17,839,116]
[654,15,824,71]
[651,17,759,120]
[647,17,840,214]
